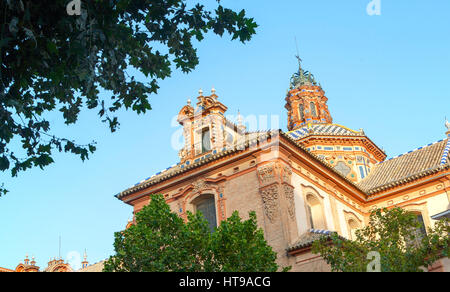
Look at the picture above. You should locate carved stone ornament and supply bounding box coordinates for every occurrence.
[260,185,279,223]
[178,148,188,160]
[192,179,208,193]
[283,184,295,220]
[282,165,292,183]
[257,164,276,184]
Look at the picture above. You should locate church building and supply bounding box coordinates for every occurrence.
[115,58,450,272]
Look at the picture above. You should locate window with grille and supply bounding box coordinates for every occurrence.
[195,195,217,232]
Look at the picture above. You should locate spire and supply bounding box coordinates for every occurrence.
[295,54,302,71]
[237,110,246,133]
[81,249,89,269]
[290,55,318,89]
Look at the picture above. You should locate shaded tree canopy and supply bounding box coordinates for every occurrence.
[0,0,257,195]
[312,208,449,272]
[103,194,288,272]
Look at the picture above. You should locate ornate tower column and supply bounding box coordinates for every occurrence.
[257,161,298,266]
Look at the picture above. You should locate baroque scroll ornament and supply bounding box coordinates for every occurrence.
[260,185,279,223]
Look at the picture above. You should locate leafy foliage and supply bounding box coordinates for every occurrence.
[312,207,450,272]
[103,194,288,272]
[0,0,257,195]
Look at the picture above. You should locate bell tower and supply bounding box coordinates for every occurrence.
[285,56,332,131]
[284,56,386,183]
[177,88,229,163]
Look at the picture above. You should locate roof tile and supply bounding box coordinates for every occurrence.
[358,139,448,193]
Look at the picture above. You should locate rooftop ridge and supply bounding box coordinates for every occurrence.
[377,139,446,165]
[330,123,360,134]
[286,123,359,135]
[117,130,277,198]
[440,138,450,165]
[126,129,282,191]
[130,163,179,189]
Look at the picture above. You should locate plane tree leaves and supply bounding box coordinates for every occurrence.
[0,0,257,195]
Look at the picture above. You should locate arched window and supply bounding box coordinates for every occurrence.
[401,211,427,248]
[412,212,427,239]
[305,193,326,230]
[201,128,211,152]
[348,219,360,240]
[299,104,305,121]
[193,194,217,232]
[310,102,317,117]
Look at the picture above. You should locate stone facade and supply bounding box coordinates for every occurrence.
[116,58,450,272]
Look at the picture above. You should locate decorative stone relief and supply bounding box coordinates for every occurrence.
[260,185,279,223]
[219,200,226,219]
[257,163,276,184]
[178,148,188,160]
[283,184,295,220]
[192,179,208,193]
[282,165,292,183]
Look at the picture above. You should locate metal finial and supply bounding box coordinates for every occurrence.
[211,87,216,94]
[187,99,191,106]
[445,117,450,130]
[198,89,203,96]
[294,36,302,66]
[237,110,243,125]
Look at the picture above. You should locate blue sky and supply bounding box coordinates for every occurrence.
[1,0,449,270]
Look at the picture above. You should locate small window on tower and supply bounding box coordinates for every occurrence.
[310,102,317,117]
[299,104,305,120]
[201,128,211,153]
